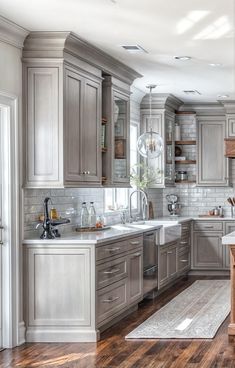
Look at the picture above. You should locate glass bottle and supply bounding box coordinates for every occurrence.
[89,202,96,227]
[80,202,89,228]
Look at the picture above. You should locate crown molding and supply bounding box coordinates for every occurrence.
[219,100,235,114]
[141,93,183,111]
[0,15,28,49]
[23,31,142,85]
[180,102,225,115]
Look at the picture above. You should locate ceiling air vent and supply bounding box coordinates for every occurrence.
[121,45,148,53]
[183,90,201,95]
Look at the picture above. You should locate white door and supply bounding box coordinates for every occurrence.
[0,111,3,349]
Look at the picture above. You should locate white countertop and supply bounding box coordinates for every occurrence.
[23,224,162,245]
[222,231,235,245]
[23,216,235,246]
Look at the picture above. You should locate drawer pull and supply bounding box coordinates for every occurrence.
[182,227,188,230]
[167,251,173,254]
[105,247,120,252]
[102,296,120,303]
[131,253,141,257]
[103,268,120,275]
[130,241,141,245]
[180,241,188,245]
[204,226,214,229]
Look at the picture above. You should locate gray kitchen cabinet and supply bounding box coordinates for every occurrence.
[24,63,102,188]
[140,94,182,188]
[193,231,223,269]
[159,241,178,288]
[197,117,229,186]
[64,67,101,185]
[102,76,131,187]
[128,250,143,305]
[23,32,140,188]
[226,114,235,137]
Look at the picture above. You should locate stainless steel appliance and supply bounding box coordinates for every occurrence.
[166,194,181,216]
[143,231,158,295]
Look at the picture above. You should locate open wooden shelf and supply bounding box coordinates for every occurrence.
[175,160,196,164]
[175,140,196,145]
[175,180,196,184]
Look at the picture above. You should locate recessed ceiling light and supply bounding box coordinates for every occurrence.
[218,94,229,98]
[174,56,191,61]
[121,45,148,53]
[209,63,223,67]
[183,90,201,95]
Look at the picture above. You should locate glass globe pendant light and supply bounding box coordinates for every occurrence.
[137,84,163,159]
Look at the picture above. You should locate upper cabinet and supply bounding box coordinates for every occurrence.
[102,76,130,187]
[140,94,182,188]
[23,32,141,188]
[197,117,229,186]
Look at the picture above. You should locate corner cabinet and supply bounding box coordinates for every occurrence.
[24,63,102,188]
[197,117,229,186]
[102,76,131,187]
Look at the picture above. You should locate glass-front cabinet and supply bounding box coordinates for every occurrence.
[165,112,175,184]
[102,75,130,187]
[140,94,181,188]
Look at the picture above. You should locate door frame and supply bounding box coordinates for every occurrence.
[0,91,22,348]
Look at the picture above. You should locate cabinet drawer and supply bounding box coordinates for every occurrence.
[96,240,127,261]
[97,279,128,323]
[126,236,143,251]
[96,257,127,290]
[178,250,190,273]
[194,221,223,231]
[96,236,143,261]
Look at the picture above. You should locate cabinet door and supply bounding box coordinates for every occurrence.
[197,119,228,186]
[27,247,91,327]
[64,69,102,185]
[227,115,235,137]
[159,248,168,287]
[141,112,164,188]
[113,91,130,185]
[64,68,84,183]
[167,246,177,278]
[193,231,223,269]
[82,78,101,184]
[128,250,143,305]
[165,112,175,185]
[26,67,62,187]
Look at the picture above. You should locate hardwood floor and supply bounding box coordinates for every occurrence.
[1,276,234,368]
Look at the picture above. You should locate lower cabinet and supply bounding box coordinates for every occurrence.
[193,231,223,269]
[159,242,178,288]
[24,234,143,343]
[192,221,234,270]
[96,235,143,328]
[128,250,143,305]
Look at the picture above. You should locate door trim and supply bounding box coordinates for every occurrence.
[0,92,25,347]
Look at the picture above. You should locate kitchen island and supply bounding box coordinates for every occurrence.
[222,231,235,335]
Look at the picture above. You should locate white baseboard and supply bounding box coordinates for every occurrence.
[26,327,99,343]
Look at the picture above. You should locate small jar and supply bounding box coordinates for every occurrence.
[176,171,188,181]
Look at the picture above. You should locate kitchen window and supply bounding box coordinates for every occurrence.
[104,121,140,212]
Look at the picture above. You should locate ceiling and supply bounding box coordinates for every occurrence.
[0,0,234,102]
